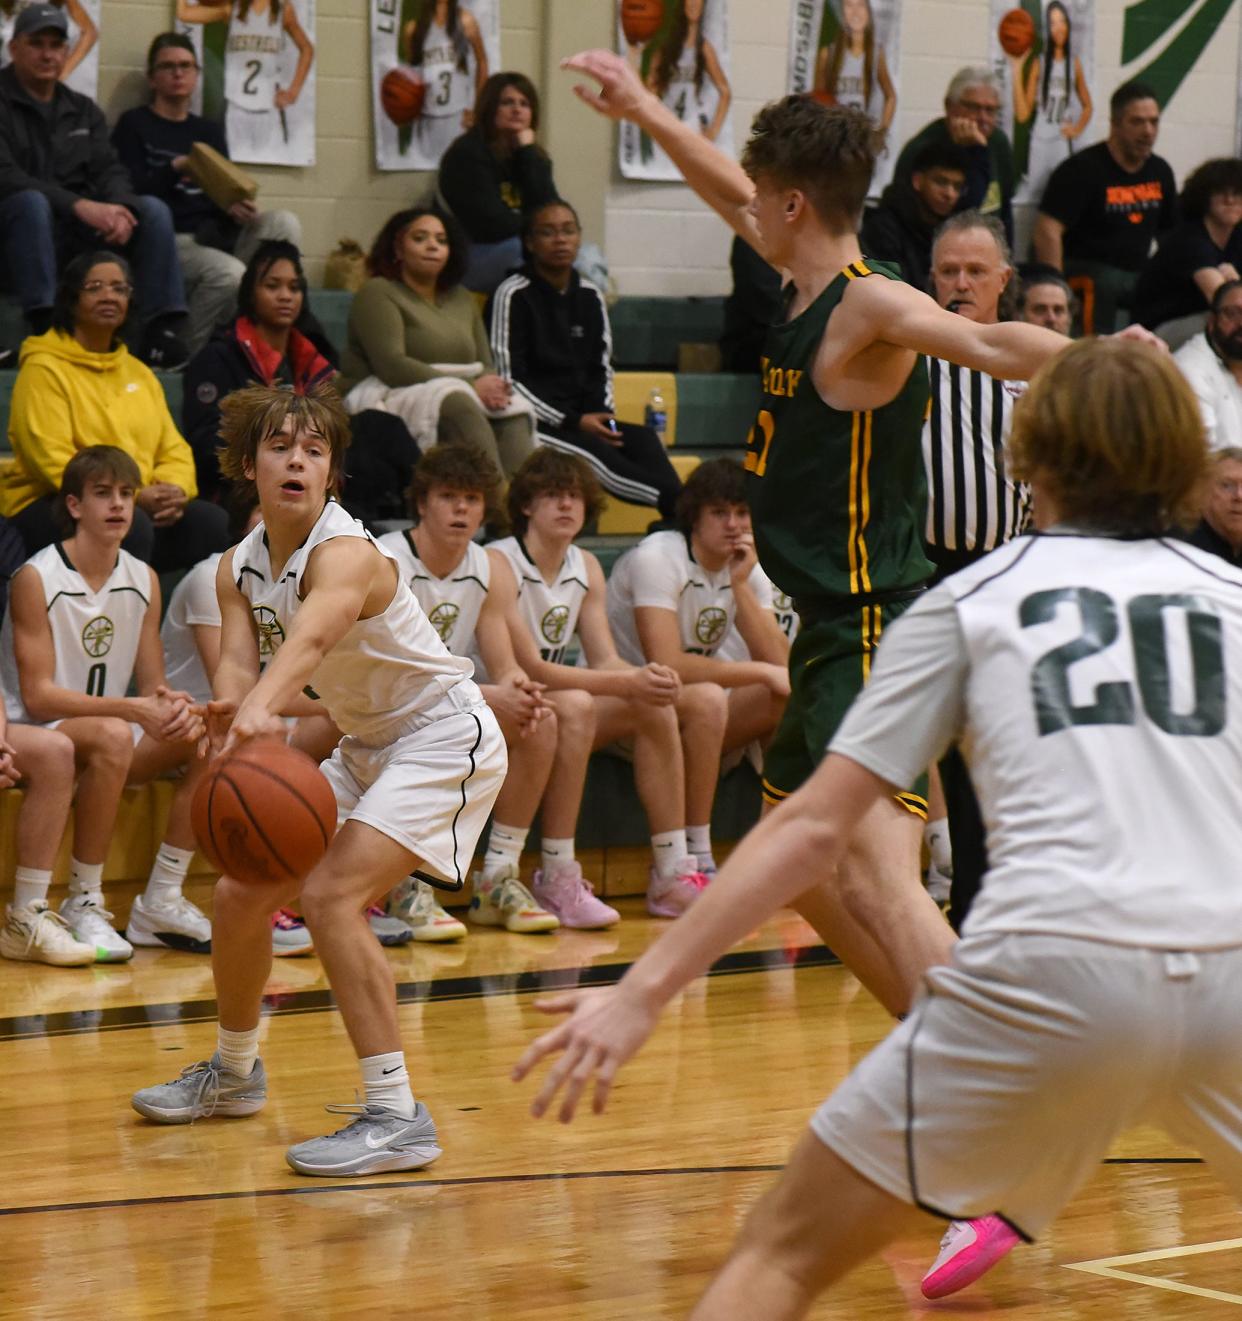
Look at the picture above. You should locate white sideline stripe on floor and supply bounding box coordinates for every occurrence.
[1065,1237,1242,1305]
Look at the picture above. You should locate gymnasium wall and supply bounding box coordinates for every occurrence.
[96,1,1242,292]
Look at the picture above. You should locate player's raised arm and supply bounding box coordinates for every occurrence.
[562,48,763,255]
[175,0,232,25]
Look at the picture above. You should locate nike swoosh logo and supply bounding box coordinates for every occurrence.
[365,1130,399,1149]
[382,1066,401,1075]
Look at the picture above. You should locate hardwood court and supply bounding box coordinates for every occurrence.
[2,880,1240,1319]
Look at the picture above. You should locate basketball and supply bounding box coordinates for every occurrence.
[998,7,1036,57]
[620,0,663,46]
[381,67,426,126]
[192,740,337,885]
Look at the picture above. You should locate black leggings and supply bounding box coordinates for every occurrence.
[538,420,682,520]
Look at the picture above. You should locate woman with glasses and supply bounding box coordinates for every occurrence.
[489,198,682,522]
[0,250,228,567]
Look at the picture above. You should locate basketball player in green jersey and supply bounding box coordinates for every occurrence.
[562,49,1160,1015]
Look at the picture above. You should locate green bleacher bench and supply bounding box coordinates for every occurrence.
[609,296,726,369]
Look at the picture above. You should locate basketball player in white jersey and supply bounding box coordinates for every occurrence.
[488,447,710,920]
[514,339,1242,1315]
[2,447,208,961]
[132,385,506,1177]
[606,458,789,876]
[401,0,488,163]
[176,0,313,158]
[379,443,612,933]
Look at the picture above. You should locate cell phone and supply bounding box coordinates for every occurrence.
[606,418,620,434]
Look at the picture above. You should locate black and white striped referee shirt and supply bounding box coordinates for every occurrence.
[923,357,1032,553]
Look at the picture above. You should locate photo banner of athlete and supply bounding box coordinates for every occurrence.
[786,0,903,196]
[371,0,500,173]
[0,0,101,98]
[616,0,733,183]
[174,0,317,168]
[990,0,1094,206]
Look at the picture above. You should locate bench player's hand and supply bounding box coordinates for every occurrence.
[490,672,550,737]
[199,699,237,758]
[0,739,19,789]
[512,985,659,1121]
[562,49,653,124]
[156,686,204,743]
[1111,324,1169,352]
[727,531,758,584]
[758,662,791,700]
[628,662,681,706]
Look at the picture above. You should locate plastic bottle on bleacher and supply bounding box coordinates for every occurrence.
[644,386,667,443]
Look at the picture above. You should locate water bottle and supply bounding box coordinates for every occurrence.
[644,386,667,443]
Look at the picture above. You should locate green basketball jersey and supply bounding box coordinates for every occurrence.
[745,259,933,602]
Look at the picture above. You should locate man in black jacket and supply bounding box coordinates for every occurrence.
[0,5,188,365]
[861,141,967,293]
[488,198,682,522]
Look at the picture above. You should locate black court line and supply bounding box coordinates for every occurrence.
[0,1163,786,1219]
[0,943,841,1043]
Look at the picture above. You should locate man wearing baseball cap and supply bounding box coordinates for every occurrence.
[0,3,190,367]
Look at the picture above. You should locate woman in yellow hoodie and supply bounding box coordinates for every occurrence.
[3,252,228,569]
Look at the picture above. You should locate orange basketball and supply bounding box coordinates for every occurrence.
[621,0,663,46]
[381,67,426,126]
[192,740,337,886]
[998,7,1036,57]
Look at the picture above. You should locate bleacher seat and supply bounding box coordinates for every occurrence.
[608,296,726,369]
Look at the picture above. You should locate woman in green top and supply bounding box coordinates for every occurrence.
[339,206,534,477]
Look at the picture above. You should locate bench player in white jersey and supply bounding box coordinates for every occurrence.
[514,339,1242,1316]
[380,443,612,933]
[2,446,208,962]
[402,0,488,164]
[176,0,314,158]
[606,458,790,875]
[132,385,506,1177]
[489,447,710,919]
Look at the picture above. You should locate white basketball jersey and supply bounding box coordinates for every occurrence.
[489,536,588,664]
[665,44,716,132]
[231,502,476,739]
[377,530,489,657]
[714,566,800,662]
[161,553,222,706]
[418,17,472,120]
[0,543,149,723]
[225,0,284,110]
[832,532,1242,948]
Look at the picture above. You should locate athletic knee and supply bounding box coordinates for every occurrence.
[680,681,727,728]
[89,719,136,774]
[552,689,595,741]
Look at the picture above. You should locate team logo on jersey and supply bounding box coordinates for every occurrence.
[541,605,571,646]
[81,616,113,658]
[695,608,728,647]
[252,607,285,658]
[773,591,794,612]
[428,602,460,643]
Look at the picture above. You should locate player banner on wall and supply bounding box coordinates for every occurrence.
[175,0,317,168]
[616,0,733,183]
[371,0,500,173]
[990,1,1094,206]
[0,0,101,98]
[786,0,903,196]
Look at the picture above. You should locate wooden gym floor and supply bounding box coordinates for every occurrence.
[2,876,1241,1319]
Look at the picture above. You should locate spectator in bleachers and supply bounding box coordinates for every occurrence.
[893,67,1014,242]
[1016,264,1074,336]
[489,197,683,523]
[1,250,228,566]
[1034,81,1177,334]
[0,5,189,365]
[1177,446,1242,565]
[861,140,968,292]
[338,206,534,479]
[1174,279,1242,450]
[1133,157,1242,350]
[719,234,781,374]
[605,458,789,876]
[111,32,303,355]
[438,71,558,294]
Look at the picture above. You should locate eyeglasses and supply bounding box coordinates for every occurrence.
[81,281,133,296]
[955,98,1000,117]
[154,60,198,73]
[531,225,580,240]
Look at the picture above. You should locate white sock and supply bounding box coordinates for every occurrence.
[651,829,689,881]
[13,866,52,910]
[145,843,195,906]
[217,1024,261,1078]
[924,818,952,873]
[360,1051,415,1119]
[482,822,526,883]
[68,858,104,903]
[540,837,575,872]
[686,824,712,860]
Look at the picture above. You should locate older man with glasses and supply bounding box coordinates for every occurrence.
[893,67,1016,244]
[111,31,302,353]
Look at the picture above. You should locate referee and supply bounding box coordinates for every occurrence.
[923,211,1041,928]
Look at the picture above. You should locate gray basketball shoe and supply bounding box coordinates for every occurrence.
[285,1101,441,1177]
[131,1052,268,1124]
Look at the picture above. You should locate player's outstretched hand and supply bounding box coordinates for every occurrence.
[512,986,659,1122]
[561,49,653,124]
[220,698,287,759]
[199,699,238,758]
[1111,324,1169,351]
